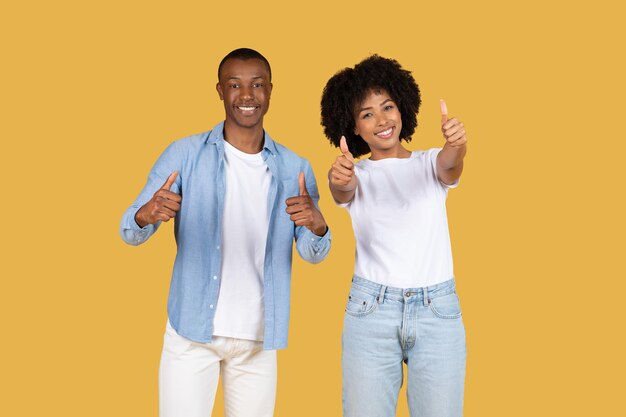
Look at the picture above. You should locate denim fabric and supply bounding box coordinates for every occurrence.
[342,276,466,417]
[120,122,331,349]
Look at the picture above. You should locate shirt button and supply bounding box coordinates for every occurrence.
[216,245,220,250]
[210,304,214,309]
[213,276,217,280]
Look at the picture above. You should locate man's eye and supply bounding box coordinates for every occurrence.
[230,84,240,88]
[253,83,263,88]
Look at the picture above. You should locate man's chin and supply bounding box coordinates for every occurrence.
[229,116,264,129]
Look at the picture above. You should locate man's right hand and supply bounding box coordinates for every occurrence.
[134,171,181,228]
[329,136,357,192]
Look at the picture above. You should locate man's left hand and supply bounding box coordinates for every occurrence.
[285,172,328,236]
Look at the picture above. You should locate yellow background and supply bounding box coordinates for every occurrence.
[2,0,625,415]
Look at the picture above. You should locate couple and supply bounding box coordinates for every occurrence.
[120,48,468,417]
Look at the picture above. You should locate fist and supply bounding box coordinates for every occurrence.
[440,99,467,147]
[285,172,327,236]
[329,136,357,191]
[135,171,181,227]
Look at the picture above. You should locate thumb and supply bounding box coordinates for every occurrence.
[339,136,354,163]
[440,99,448,125]
[161,171,178,191]
[298,171,309,196]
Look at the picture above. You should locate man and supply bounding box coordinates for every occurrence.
[120,48,331,417]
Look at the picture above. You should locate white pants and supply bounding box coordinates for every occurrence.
[159,321,277,417]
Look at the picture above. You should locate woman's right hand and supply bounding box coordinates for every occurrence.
[329,136,358,192]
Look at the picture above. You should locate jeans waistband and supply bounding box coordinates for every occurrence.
[351,275,456,305]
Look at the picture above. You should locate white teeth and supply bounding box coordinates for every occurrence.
[377,128,393,136]
[238,106,256,111]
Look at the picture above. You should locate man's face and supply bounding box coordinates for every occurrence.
[216,58,272,130]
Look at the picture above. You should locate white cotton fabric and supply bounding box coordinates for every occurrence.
[213,140,271,341]
[160,320,277,417]
[342,149,458,288]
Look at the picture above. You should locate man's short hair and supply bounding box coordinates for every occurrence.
[218,48,272,81]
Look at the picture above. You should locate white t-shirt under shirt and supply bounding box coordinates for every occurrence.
[212,140,271,341]
[342,148,458,289]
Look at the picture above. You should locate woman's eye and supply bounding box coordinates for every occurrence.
[384,105,394,111]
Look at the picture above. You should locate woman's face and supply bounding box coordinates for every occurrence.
[353,89,403,158]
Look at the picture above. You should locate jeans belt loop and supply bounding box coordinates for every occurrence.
[377,285,386,304]
[423,285,429,307]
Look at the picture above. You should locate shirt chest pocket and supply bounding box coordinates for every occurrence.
[281,179,299,197]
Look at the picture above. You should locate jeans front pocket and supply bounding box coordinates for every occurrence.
[429,292,462,319]
[163,321,195,357]
[345,287,378,317]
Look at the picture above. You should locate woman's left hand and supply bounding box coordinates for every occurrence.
[440,99,467,148]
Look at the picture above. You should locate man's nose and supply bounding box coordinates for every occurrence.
[241,86,253,100]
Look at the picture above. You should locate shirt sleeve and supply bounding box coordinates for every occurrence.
[294,160,332,263]
[119,141,182,246]
[429,148,460,189]
[328,176,353,209]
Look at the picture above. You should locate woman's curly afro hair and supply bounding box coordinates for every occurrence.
[320,55,421,158]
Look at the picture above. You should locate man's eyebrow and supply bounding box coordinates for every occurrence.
[226,75,265,81]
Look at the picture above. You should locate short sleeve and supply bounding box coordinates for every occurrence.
[429,148,459,189]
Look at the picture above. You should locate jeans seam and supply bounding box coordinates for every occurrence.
[344,299,379,317]
[428,293,462,319]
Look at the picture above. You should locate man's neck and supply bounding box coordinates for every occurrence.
[223,121,264,154]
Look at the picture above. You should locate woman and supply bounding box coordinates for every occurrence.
[321,55,468,417]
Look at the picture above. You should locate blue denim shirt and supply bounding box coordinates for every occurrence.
[120,122,331,349]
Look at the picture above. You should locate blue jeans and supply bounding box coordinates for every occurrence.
[342,276,466,417]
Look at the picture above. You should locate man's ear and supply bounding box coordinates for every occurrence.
[216,83,223,100]
[268,82,273,98]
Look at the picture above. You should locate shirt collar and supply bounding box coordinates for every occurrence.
[206,121,278,157]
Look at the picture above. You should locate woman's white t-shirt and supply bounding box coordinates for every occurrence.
[342,149,457,288]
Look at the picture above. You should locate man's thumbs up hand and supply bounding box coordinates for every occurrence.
[298,172,309,196]
[135,171,182,228]
[285,171,327,237]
